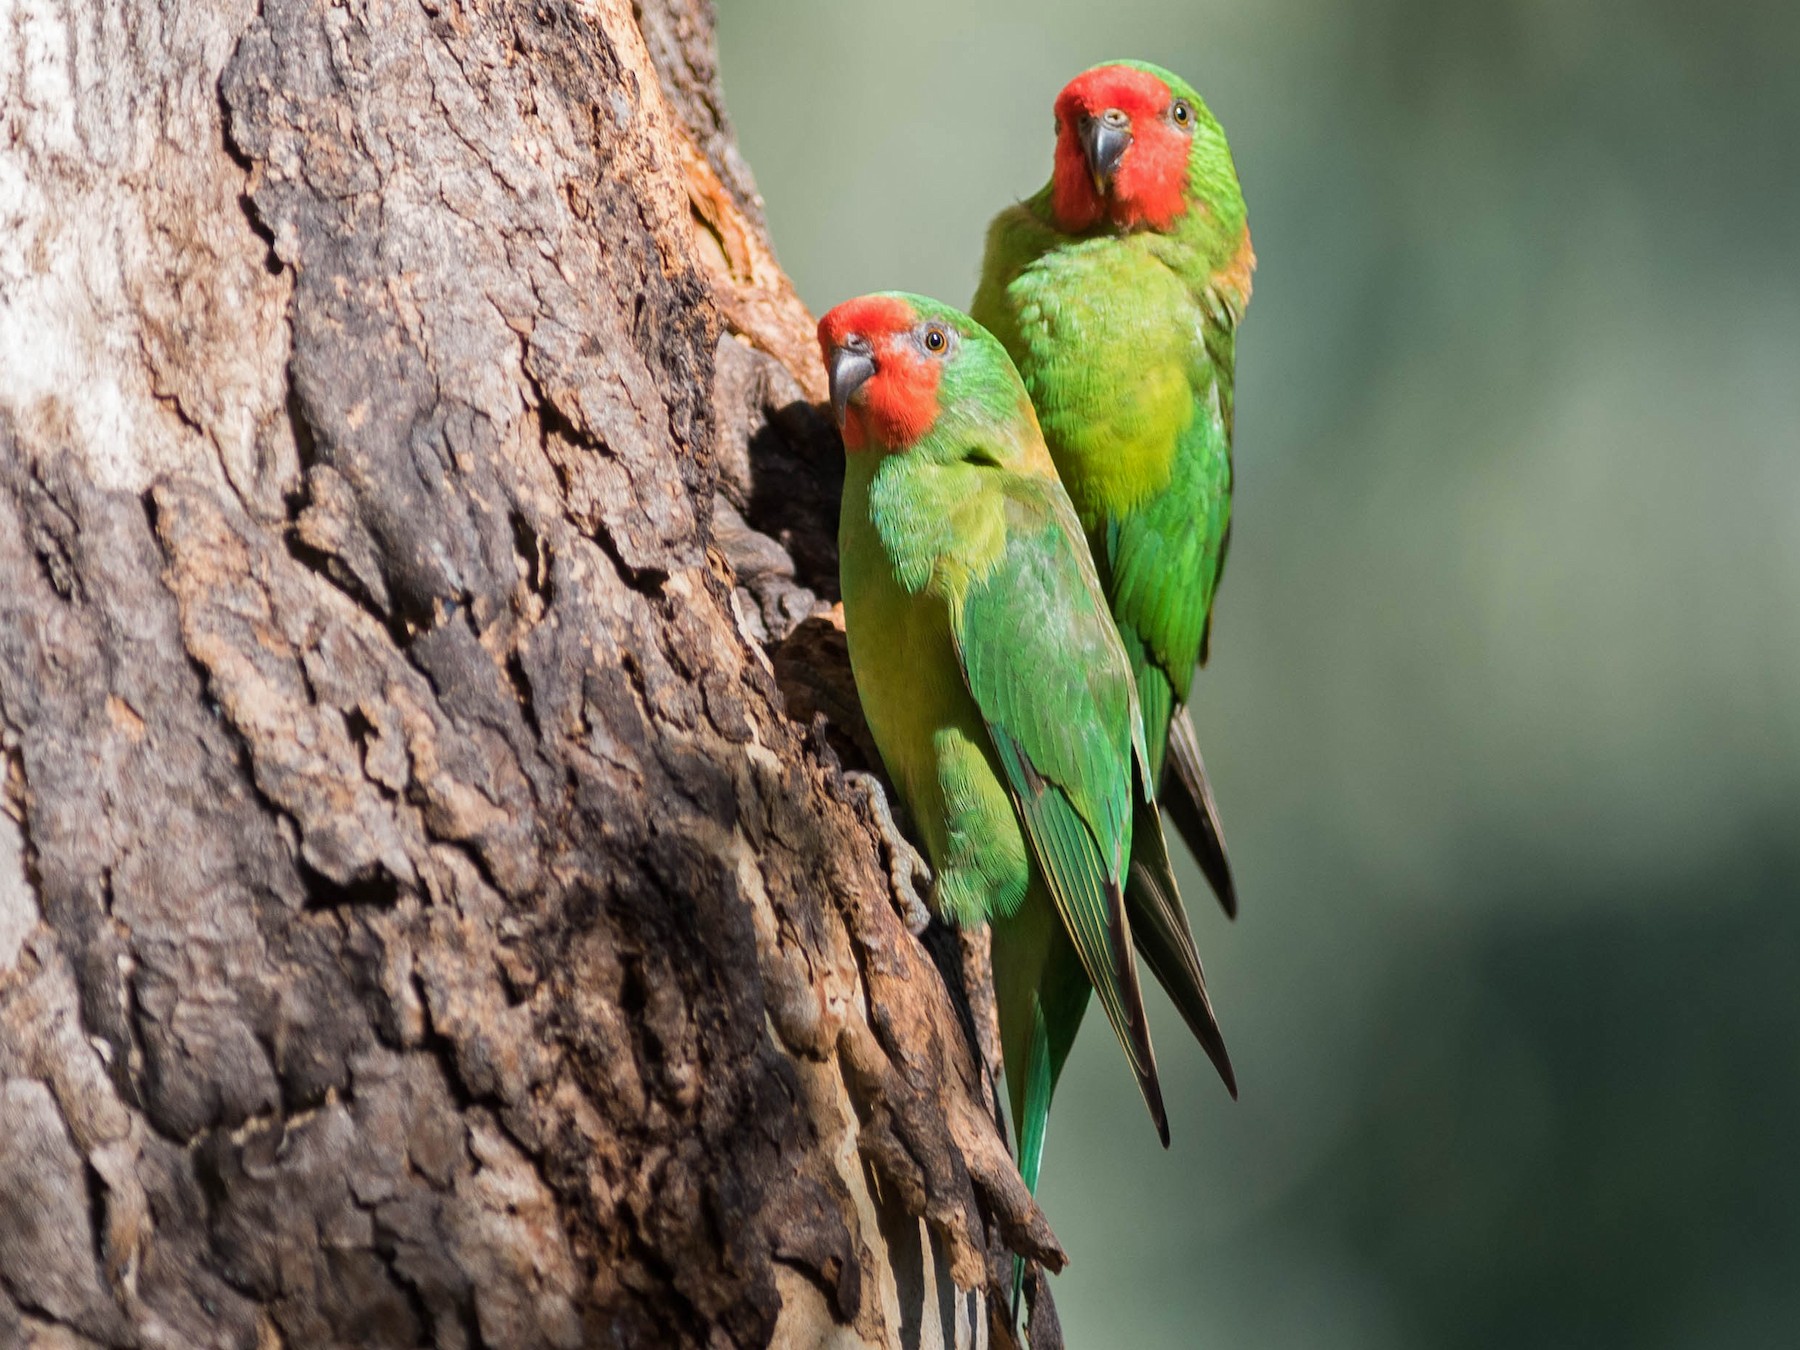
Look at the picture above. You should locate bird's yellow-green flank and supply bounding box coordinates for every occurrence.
[839,449,1030,933]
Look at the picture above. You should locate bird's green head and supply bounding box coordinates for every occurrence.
[817,293,1037,459]
[1047,60,1247,245]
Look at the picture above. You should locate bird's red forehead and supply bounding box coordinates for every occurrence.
[818,295,916,351]
[1055,66,1171,125]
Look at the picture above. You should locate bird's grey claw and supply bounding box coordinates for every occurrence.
[843,771,934,935]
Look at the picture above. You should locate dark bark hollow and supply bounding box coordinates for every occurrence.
[0,1,1062,1347]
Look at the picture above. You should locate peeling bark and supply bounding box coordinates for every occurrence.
[0,2,1062,1347]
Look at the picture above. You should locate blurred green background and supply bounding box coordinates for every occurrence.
[717,2,1800,1345]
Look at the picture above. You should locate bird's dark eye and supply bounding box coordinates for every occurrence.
[1171,100,1193,127]
[922,326,949,354]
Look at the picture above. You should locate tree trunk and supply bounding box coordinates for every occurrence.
[0,2,1063,1346]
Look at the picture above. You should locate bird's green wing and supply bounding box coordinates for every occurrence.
[951,476,1168,1141]
[1124,792,1236,1096]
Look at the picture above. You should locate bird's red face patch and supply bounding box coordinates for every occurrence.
[1051,66,1192,233]
[817,297,943,452]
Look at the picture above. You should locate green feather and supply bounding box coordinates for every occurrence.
[972,61,1252,932]
[833,295,1191,1196]
[952,488,1167,1139]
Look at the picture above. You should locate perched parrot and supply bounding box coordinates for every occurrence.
[818,292,1234,1214]
[972,60,1254,920]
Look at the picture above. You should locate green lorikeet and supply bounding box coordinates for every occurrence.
[818,293,1234,1210]
[972,60,1254,920]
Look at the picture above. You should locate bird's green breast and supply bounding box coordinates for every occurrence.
[838,453,1031,927]
[973,203,1235,696]
[973,219,1206,532]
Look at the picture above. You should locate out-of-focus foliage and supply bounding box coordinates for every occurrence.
[718,2,1800,1344]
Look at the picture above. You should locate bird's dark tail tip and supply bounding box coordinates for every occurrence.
[1136,1015,1172,1147]
[1137,1037,1172,1147]
[1110,876,1171,1147]
[1209,1035,1240,1101]
[1163,705,1238,919]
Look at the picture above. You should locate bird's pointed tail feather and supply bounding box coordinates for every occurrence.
[1160,703,1238,918]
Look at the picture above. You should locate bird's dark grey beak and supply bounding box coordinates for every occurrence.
[1082,111,1132,194]
[828,344,876,426]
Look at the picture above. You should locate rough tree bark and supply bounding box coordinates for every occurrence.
[0,2,1066,1347]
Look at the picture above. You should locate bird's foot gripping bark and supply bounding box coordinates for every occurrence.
[842,770,935,935]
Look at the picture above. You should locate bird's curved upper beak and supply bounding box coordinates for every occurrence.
[1081,112,1132,195]
[828,343,876,426]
